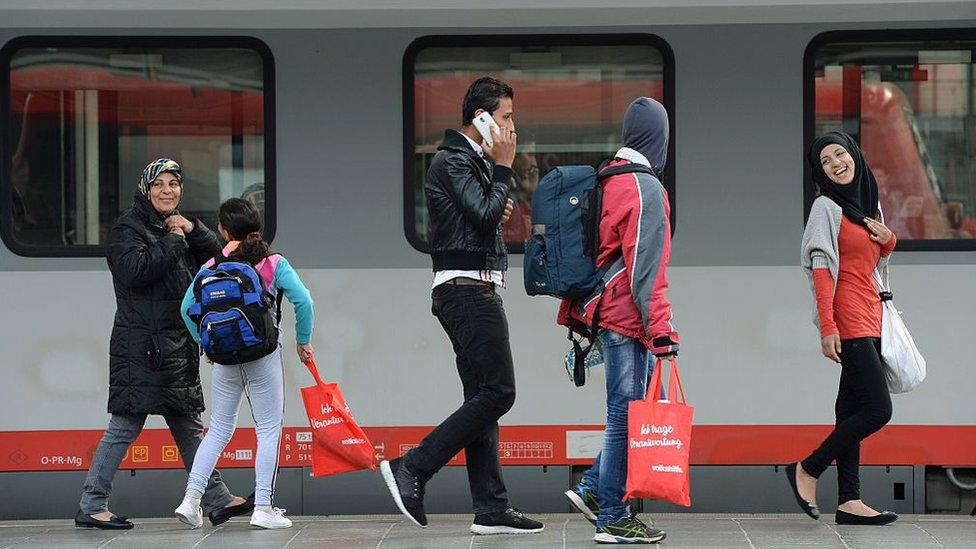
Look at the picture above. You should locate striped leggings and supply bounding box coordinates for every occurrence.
[187,345,284,506]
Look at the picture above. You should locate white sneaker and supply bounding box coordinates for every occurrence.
[250,507,292,529]
[174,498,203,529]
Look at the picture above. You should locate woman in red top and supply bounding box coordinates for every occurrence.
[786,132,899,526]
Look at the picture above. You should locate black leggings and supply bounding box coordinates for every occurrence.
[801,337,893,505]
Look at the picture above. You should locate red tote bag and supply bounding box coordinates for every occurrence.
[300,359,377,477]
[623,359,694,507]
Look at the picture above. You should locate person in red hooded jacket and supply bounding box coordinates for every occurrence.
[560,97,678,545]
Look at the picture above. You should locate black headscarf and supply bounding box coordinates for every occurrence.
[808,131,879,225]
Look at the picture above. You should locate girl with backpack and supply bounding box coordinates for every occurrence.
[175,197,314,529]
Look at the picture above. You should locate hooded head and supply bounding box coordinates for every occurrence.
[808,131,879,225]
[622,97,669,173]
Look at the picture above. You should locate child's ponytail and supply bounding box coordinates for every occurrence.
[218,198,271,265]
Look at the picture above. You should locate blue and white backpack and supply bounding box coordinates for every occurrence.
[187,253,282,364]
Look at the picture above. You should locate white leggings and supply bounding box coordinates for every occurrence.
[187,345,283,506]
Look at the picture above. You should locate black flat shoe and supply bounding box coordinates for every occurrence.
[208,493,256,526]
[835,510,898,525]
[74,510,134,530]
[784,463,820,520]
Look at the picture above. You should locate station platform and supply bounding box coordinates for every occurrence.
[1,513,973,548]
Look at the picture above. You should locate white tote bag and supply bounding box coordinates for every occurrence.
[873,268,926,393]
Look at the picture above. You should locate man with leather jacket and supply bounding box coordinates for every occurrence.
[380,77,543,535]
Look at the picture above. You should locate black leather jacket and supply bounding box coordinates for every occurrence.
[424,129,511,271]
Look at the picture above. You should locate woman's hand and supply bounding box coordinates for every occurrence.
[863,218,893,246]
[297,343,314,364]
[167,223,186,238]
[821,334,842,363]
[165,215,194,234]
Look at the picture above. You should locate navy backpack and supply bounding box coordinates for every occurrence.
[187,254,282,365]
[524,163,654,299]
[524,162,655,387]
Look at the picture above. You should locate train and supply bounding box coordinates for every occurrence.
[0,0,973,519]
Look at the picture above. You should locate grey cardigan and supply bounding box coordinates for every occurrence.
[800,196,890,331]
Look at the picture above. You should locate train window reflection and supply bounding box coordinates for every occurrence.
[808,32,976,249]
[404,36,674,252]
[2,38,274,256]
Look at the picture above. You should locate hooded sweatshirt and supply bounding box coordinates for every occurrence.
[557,98,679,356]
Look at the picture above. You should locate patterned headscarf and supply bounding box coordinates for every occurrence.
[138,158,182,196]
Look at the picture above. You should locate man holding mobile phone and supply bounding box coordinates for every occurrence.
[380,76,543,536]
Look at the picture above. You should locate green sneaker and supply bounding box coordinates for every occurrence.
[594,514,666,544]
[564,488,599,524]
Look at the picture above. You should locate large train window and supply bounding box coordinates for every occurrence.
[806,30,976,251]
[404,35,674,253]
[0,37,274,257]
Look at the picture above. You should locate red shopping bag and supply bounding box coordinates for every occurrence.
[300,359,377,477]
[623,359,693,506]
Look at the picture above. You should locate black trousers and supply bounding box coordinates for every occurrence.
[403,284,515,516]
[802,337,893,505]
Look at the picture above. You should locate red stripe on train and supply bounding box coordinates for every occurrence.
[1,425,973,472]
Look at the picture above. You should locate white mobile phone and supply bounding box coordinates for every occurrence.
[472,111,500,148]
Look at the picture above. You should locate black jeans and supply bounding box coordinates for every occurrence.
[802,337,893,505]
[403,284,516,516]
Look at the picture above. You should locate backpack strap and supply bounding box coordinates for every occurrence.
[568,252,624,387]
[597,163,657,180]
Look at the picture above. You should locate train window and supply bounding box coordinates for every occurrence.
[1,37,274,257]
[404,35,674,253]
[806,30,976,251]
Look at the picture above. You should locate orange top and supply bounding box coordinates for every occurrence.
[813,216,896,340]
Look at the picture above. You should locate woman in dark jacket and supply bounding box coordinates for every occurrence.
[76,158,252,530]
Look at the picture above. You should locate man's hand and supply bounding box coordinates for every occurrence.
[484,126,517,168]
[165,215,194,234]
[657,353,676,365]
[500,199,515,225]
[821,334,842,363]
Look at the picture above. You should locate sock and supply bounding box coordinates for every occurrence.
[184,488,203,505]
[255,505,273,513]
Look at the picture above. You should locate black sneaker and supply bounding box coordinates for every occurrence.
[470,507,544,535]
[594,514,666,544]
[380,458,427,527]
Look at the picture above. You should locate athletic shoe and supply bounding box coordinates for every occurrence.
[564,487,599,525]
[174,498,203,529]
[594,514,666,544]
[250,507,292,529]
[380,458,428,527]
[470,507,544,535]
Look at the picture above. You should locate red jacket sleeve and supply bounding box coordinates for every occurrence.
[612,175,679,356]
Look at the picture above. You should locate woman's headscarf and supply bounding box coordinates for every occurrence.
[808,131,879,225]
[138,158,182,196]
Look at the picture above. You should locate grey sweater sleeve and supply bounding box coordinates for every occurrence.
[801,196,841,329]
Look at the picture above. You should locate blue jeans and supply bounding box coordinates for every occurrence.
[577,329,656,527]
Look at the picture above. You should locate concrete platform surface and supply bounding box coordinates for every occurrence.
[0,513,973,548]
